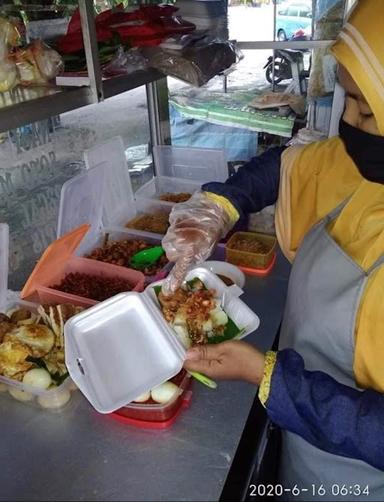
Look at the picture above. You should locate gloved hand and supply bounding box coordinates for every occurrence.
[161,192,235,295]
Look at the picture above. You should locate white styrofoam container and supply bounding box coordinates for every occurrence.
[0,224,76,411]
[65,292,186,414]
[64,267,260,414]
[146,267,260,341]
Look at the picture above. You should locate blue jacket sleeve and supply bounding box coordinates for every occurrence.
[202,146,285,219]
[266,349,384,471]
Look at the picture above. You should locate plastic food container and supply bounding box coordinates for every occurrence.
[0,224,77,411]
[80,137,172,238]
[152,145,228,183]
[83,228,171,284]
[64,266,260,415]
[21,225,145,307]
[135,145,228,208]
[226,231,277,271]
[135,176,201,207]
[55,151,171,283]
[113,371,191,424]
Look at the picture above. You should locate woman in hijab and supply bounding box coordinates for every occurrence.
[161,1,384,499]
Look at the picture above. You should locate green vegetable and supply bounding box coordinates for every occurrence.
[26,356,69,385]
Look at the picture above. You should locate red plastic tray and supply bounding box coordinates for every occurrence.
[237,252,276,276]
[109,390,192,429]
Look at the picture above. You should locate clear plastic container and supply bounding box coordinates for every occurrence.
[152,145,228,183]
[135,176,201,207]
[58,138,173,243]
[114,371,191,423]
[21,226,145,306]
[226,232,277,270]
[81,228,171,284]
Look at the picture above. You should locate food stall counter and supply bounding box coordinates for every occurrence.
[0,251,290,502]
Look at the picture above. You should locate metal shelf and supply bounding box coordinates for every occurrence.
[0,68,165,133]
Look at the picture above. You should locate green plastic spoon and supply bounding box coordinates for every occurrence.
[188,370,217,389]
[130,246,165,270]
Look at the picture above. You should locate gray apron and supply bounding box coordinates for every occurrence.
[278,199,384,501]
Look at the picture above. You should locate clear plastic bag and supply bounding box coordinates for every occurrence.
[144,37,241,87]
[14,40,64,86]
[104,47,148,77]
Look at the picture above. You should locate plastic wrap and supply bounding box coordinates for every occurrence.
[161,191,233,294]
[144,37,241,87]
[104,47,148,77]
[13,40,63,86]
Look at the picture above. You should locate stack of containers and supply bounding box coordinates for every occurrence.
[56,137,173,283]
[174,0,228,39]
[0,224,78,410]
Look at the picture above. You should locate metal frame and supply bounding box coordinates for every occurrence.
[146,78,171,149]
[79,0,103,102]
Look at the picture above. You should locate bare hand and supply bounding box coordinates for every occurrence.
[184,340,265,385]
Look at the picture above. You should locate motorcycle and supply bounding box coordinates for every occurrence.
[263,29,311,85]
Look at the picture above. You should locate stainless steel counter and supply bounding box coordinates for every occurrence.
[0,252,290,502]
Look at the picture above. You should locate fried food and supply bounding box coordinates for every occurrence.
[5,324,55,357]
[158,279,228,347]
[126,212,170,234]
[0,340,33,378]
[159,192,191,203]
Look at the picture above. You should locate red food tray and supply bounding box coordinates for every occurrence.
[109,390,192,429]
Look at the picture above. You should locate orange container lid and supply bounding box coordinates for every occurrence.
[21,224,90,300]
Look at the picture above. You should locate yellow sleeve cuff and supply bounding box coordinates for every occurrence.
[204,192,240,225]
[258,351,277,407]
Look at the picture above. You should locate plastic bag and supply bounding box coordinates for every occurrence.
[144,37,241,87]
[13,40,63,86]
[104,47,148,76]
[0,17,21,59]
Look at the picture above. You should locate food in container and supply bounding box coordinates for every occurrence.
[156,277,243,347]
[63,267,259,415]
[226,231,277,270]
[86,237,168,277]
[115,370,191,423]
[147,267,259,349]
[20,225,145,307]
[52,272,135,302]
[0,302,83,410]
[159,192,191,203]
[125,212,170,234]
[198,260,245,289]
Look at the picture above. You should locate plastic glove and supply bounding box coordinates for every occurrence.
[161,191,234,295]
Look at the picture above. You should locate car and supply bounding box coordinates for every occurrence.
[276,2,312,40]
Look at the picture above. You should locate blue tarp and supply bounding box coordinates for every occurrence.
[170,104,258,162]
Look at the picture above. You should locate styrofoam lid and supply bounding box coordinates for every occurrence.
[153,145,228,183]
[84,136,136,228]
[64,292,185,414]
[0,223,9,312]
[57,165,105,253]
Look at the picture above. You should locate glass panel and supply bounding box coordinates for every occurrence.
[0,87,151,289]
